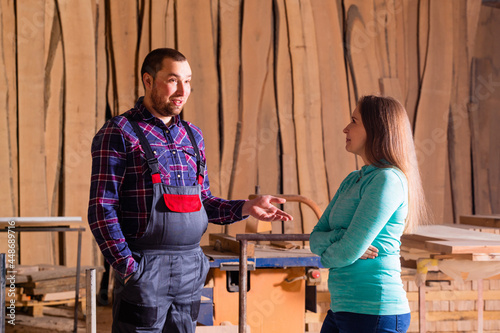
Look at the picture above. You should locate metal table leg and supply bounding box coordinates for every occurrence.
[238,239,248,333]
[74,229,82,332]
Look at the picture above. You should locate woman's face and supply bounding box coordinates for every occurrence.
[343,107,367,163]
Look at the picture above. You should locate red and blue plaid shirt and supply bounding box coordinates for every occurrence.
[88,97,246,278]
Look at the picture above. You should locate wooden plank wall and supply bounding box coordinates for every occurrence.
[1,0,499,268]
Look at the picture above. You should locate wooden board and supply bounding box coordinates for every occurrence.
[57,0,98,267]
[472,6,500,216]
[107,0,138,115]
[94,0,107,132]
[0,0,18,255]
[44,2,64,219]
[402,225,500,256]
[150,0,175,50]
[310,0,355,199]
[209,233,255,256]
[460,215,500,228]
[177,0,221,198]
[226,0,274,236]
[218,0,241,199]
[17,0,53,265]
[413,0,454,224]
[344,0,384,98]
[400,0,419,124]
[274,0,301,235]
[447,0,481,223]
[286,0,329,234]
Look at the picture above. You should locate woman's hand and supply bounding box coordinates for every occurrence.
[359,245,378,259]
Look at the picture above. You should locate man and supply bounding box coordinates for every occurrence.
[88,48,292,332]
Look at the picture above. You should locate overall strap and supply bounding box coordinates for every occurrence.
[128,120,162,184]
[181,120,205,185]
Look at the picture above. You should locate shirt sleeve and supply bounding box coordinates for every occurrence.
[87,120,137,279]
[310,178,347,255]
[319,170,405,268]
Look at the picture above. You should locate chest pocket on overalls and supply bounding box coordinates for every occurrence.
[162,191,202,213]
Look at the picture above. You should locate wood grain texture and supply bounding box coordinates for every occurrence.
[17,0,53,265]
[107,0,138,116]
[0,0,18,218]
[0,0,18,256]
[413,0,454,225]
[473,6,500,215]
[44,3,64,217]
[399,0,419,125]
[226,0,274,236]
[286,0,329,233]
[274,0,301,235]
[177,0,222,244]
[150,0,175,50]
[310,0,356,198]
[218,0,241,199]
[177,0,221,196]
[344,0,383,98]
[57,0,97,267]
[447,0,481,223]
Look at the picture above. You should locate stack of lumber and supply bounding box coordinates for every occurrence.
[306,269,500,333]
[5,265,87,317]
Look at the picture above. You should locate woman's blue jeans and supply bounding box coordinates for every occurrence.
[320,310,411,333]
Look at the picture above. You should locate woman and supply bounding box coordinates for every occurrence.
[310,95,428,333]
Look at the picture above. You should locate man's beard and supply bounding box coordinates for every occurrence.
[150,87,182,118]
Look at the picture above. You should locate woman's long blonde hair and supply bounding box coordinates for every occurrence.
[357,95,430,233]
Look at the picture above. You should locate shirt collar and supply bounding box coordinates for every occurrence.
[359,159,391,177]
[131,96,182,128]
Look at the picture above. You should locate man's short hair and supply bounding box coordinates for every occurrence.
[141,48,187,81]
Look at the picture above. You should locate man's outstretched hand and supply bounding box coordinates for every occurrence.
[242,195,293,222]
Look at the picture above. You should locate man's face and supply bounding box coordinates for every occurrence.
[146,58,192,119]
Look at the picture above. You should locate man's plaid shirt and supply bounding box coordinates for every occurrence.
[88,98,246,278]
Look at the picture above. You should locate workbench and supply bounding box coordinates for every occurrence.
[401,221,500,333]
[202,241,322,333]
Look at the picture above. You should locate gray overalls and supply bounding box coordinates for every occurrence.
[112,119,210,333]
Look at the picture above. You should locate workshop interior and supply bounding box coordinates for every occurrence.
[1,1,500,333]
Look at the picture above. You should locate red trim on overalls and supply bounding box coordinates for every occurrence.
[152,173,162,184]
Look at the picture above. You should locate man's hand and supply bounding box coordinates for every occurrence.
[359,245,378,259]
[242,195,293,222]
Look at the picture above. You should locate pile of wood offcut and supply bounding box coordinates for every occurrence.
[6,265,87,317]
